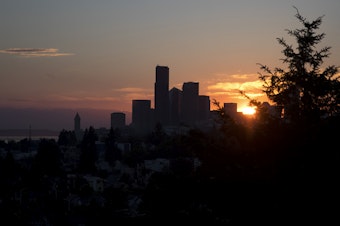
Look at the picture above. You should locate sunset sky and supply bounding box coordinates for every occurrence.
[1,0,339,131]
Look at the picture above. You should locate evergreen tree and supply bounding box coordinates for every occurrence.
[78,126,98,173]
[257,7,339,124]
[104,127,122,163]
[58,129,77,146]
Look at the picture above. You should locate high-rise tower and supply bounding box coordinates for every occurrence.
[74,112,81,132]
[181,82,199,126]
[74,112,82,141]
[169,87,182,126]
[154,65,170,126]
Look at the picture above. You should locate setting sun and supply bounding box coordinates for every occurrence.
[241,106,256,115]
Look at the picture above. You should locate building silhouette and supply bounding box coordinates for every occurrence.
[224,103,237,117]
[111,112,126,129]
[132,100,154,135]
[223,102,245,124]
[129,65,252,134]
[169,87,182,126]
[74,112,82,141]
[181,82,199,126]
[154,65,170,126]
[198,95,210,122]
[74,112,80,131]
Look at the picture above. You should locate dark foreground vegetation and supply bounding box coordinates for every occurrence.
[0,116,339,225]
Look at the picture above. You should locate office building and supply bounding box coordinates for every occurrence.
[132,100,153,135]
[169,87,182,126]
[224,103,238,117]
[181,82,199,126]
[198,95,210,122]
[154,65,170,126]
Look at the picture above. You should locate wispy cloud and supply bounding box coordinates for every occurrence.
[114,87,150,93]
[210,81,263,92]
[51,95,119,102]
[0,48,74,57]
[203,73,267,106]
[113,87,153,100]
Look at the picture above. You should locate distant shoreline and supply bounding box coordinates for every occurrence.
[0,129,60,137]
[0,135,59,142]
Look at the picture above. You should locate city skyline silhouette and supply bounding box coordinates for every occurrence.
[1,1,339,132]
[0,4,339,224]
[0,64,255,132]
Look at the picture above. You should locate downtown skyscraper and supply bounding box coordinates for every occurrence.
[181,82,199,126]
[154,65,170,126]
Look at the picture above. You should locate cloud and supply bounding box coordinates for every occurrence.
[114,87,150,93]
[113,87,153,101]
[203,73,267,105]
[213,73,259,81]
[50,95,120,102]
[207,80,263,92]
[0,48,74,57]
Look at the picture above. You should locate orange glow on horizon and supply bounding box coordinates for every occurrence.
[241,106,256,115]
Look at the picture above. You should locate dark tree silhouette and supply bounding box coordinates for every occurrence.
[257,7,339,124]
[58,129,77,146]
[78,126,98,173]
[147,122,167,146]
[104,127,122,163]
[31,138,63,177]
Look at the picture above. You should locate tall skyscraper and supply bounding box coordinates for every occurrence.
[181,82,199,126]
[154,65,170,126]
[169,87,182,126]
